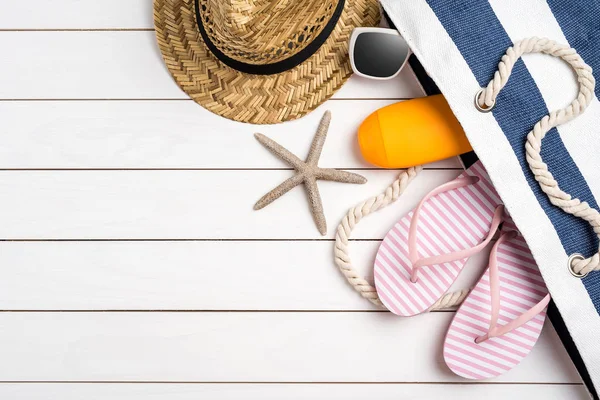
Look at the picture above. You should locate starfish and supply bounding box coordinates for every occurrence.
[253,111,367,236]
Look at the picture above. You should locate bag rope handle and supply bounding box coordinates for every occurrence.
[333,166,470,311]
[476,37,598,277]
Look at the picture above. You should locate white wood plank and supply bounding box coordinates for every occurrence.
[0,100,459,169]
[332,68,424,99]
[0,383,589,400]
[0,1,151,30]
[0,312,580,383]
[0,32,423,100]
[0,169,459,239]
[0,240,491,310]
[1,2,576,393]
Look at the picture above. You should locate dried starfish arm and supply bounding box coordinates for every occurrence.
[254,133,304,169]
[316,168,368,184]
[252,111,367,235]
[304,176,327,235]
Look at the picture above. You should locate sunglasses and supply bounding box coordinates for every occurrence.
[349,27,412,80]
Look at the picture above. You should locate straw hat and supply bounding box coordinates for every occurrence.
[153,0,380,124]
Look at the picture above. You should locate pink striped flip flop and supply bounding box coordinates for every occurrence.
[374,161,504,316]
[443,217,550,379]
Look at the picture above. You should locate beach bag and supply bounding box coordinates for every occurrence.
[381,0,600,396]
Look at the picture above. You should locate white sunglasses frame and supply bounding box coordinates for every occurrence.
[349,27,412,80]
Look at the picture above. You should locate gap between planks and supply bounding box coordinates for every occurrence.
[0,28,154,32]
[0,381,583,385]
[0,238,492,242]
[0,238,376,241]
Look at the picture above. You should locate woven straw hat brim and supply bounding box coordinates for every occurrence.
[154,0,380,124]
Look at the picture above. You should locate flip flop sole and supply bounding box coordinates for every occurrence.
[443,229,548,379]
[374,161,503,316]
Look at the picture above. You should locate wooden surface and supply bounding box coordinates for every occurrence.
[0,1,586,398]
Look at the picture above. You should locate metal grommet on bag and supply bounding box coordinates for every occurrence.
[568,253,588,278]
[474,88,496,113]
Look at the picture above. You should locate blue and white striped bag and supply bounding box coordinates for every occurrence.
[381,0,600,395]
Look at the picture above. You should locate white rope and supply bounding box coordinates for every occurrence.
[333,36,596,310]
[477,37,598,276]
[333,166,469,311]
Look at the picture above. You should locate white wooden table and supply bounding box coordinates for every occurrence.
[0,1,587,399]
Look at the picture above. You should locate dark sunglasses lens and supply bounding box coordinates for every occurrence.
[354,32,409,78]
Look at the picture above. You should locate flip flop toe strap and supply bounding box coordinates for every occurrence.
[407,176,505,283]
[475,232,551,344]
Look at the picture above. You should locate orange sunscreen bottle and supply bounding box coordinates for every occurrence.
[358,94,472,168]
